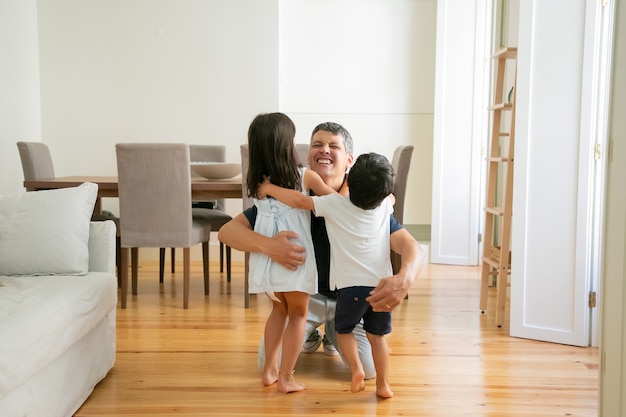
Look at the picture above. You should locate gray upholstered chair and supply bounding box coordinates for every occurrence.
[390,145,414,274]
[16,141,56,183]
[116,143,212,309]
[162,145,233,282]
[238,143,309,308]
[16,141,122,276]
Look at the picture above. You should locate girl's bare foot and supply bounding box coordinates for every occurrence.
[261,367,278,386]
[277,371,305,393]
[351,368,366,393]
[376,379,394,398]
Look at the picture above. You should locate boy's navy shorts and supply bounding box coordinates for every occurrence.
[335,286,392,336]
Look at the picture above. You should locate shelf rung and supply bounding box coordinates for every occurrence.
[487,157,513,162]
[484,207,504,215]
[482,256,500,268]
[492,47,517,60]
[488,103,513,111]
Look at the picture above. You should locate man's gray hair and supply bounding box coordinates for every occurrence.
[311,122,354,154]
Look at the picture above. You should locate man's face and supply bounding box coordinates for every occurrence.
[308,130,354,184]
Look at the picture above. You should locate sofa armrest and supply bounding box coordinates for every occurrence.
[88,221,116,273]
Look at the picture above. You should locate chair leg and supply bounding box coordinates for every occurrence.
[390,251,408,299]
[226,245,232,282]
[202,241,210,295]
[171,248,175,273]
[120,247,129,309]
[159,248,165,283]
[183,247,190,309]
[219,242,224,272]
[116,236,122,288]
[244,252,250,309]
[131,247,139,295]
[390,251,399,275]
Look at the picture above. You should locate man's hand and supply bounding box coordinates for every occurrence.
[264,231,306,270]
[218,213,306,270]
[366,228,425,312]
[366,275,410,312]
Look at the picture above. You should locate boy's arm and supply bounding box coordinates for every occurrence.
[260,182,315,211]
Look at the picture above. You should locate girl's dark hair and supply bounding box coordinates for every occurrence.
[246,112,302,197]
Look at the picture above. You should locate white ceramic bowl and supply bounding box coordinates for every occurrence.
[191,162,241,180]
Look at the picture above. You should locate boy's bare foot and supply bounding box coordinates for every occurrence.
[261,368,278,386]
[376,379,394,398]
[277,371,305,393]
[351,369,366,393]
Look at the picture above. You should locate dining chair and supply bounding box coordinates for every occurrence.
[116,143,212,309]
[162,145,233,282]
[16,141,122,277]
[390,145,414,274]
[238,143,309,308]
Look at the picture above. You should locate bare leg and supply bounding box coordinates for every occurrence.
[336,332,365,393]
[324,319,376,380]
[276,291,309,393]
[261,297,287,386]
[367,333,393,398]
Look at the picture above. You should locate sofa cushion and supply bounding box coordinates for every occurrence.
[0,273,117,399]
[0,182,97,276]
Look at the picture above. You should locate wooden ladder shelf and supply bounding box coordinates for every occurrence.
[480,47,517,327]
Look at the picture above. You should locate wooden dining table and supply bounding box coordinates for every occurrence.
[23,175,243,213]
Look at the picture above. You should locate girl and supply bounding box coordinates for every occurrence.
[246,112,338,393]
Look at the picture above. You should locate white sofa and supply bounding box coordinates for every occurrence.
[0,183,117,417]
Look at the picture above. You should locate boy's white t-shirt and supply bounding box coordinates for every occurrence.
[311,193,393,291]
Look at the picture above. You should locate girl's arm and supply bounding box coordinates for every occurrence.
[259,181,315,211]
[338,173,349,196]
[303,169,338,196]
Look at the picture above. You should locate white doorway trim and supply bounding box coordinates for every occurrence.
[431,0,490,266]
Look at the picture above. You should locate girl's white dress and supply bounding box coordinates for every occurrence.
[248,168,318,298]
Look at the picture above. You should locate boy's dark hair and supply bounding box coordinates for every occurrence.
[246,112,302,197]
[347,152,394,210]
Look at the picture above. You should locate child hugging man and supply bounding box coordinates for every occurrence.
[259,152,396,398]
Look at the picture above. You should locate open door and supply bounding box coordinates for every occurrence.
[510,0,612,346]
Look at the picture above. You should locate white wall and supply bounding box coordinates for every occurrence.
[279,0,436,226]
[35,0,280,219]
[28,0,436,228]
[0,0,434,261]
[0,0,41,195]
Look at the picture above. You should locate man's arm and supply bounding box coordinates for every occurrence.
[366,228,425,311]
[217,212,306,270]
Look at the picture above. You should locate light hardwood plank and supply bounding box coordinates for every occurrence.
[75,262,598,417]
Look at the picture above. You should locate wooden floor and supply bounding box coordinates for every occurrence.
[75,261,599,417]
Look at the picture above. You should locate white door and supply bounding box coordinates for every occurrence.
[510,0,611,346]
[431,0,490,266]
[599,0,626,411]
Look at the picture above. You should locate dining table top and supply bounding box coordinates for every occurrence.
[24,175,244,200]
